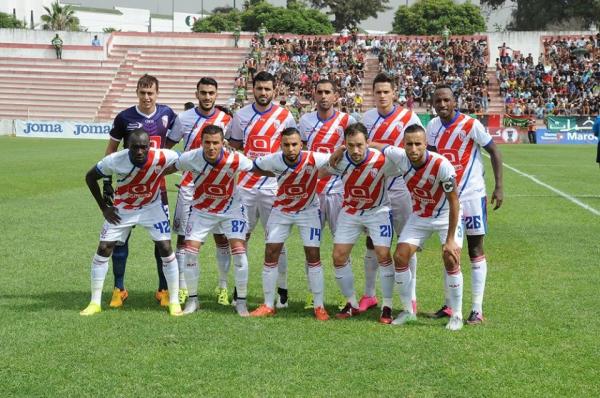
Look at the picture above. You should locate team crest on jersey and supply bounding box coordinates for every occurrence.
[370,169,379,178]
[225,169,234,178]
[154,165,163,175]
[305,165,314,174]
[427,175,436,184]
[336,126,344,135]
[161,115,169,128]
[274,120,281,129]
[458,130,467,140]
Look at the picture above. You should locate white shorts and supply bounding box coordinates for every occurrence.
[100,203,171,243]
[334,206,393,247]
[319,192,343,234]
[266,207,322,247]
[398,212,464,249]
[461,196,488,236]
[239,187,276,232]
[173,187,225,239]
[388,189,412,237]
[185,206,248,242]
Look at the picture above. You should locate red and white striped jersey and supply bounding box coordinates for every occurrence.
[385,146,456,218]
[167,107,232,188]
[175,148,253,214]
[362,106,422,192]
[327,148,398,215]
[426,112,492,201]
[227,103,296,190]
[299,110,356,194]
[254,151,330,213]
[96,148,179,210]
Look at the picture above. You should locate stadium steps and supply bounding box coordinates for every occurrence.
[95,43,247,121]
[486,67,505,114]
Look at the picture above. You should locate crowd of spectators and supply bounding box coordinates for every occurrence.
[497,34,600,118]
[376,37,490,115]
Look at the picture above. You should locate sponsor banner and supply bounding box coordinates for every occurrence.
[488,126,525,144]
[546,116,596,135]
[535,128,598,145]
[15,120,111,139]
[503,114,529,127]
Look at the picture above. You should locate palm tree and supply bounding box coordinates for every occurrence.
[41,1,80,31]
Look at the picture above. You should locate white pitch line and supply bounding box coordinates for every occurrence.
[501,160,600,216]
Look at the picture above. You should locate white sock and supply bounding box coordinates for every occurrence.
[161,253,180,305]
[232,250,248,298]
[307,261,324,308]
[304,261,311,291]
[216,244,231,289]
[184,247,199,297]
[446,269,463,319]
[363,249,378,297]
[334,261,358,308]
[471,256,487,313]
[394,268,413,313]
[379,260,394,309]
[277,245,288,290]
[90,254,109,305]
[408,254,417,302]
[175,246,186,289]
[262,262,278,308]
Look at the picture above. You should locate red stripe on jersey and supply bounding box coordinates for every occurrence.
[436,113,466,149]
[371,107,415,147]
[436,115,475,187]
[193,152,240,213]
[181,111,232,187]
[239,106,290,189]
[310,113,350,193]
[342,151,387,214]
[115,150,167,209]
[274,153,320,212]
[406,156,445,217]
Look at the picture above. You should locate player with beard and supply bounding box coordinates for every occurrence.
[226,71,296,307]
[298,79,356,309]
[166,77,233,306]
[250,128,331,320]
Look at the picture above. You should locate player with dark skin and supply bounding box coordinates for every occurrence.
[86,131,174,260]
[429,87,503,262]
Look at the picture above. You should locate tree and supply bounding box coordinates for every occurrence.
[310,0,391,31]
[41,1,80,31]
[480,0,600,30]
[194,1,333,35]
[212,6,235,14]
[392,0,485,35]
[0,12,25,28]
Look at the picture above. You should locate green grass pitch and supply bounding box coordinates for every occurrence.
[0,137,598,396]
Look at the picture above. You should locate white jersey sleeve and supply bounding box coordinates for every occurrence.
[96,152,118,177]
[382,145,410,175]
[298,115,313,142]
[470,119,493,147]
[167,114,185,143]
[312,152,331,169]
[175,149,200,172]
[226,112,243,141]
[253,152,283,175]
[438,156,457,187]
[238,152,254,172]
[161,148,180,167]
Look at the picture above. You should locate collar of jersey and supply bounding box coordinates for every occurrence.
[317,110,337,123]
[346,148,370,166]
[378,105,397,119]
[441,111,461,128]
[203,148,224,166]
[252,103,273,115]
[195,107,216,119]
[282,151,304,169]
[135,105,157,119]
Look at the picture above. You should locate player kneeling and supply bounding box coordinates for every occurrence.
[371,125,465,330]
[80,130,183,316]
[249,128,331,321]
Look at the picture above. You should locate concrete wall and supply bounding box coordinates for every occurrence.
[487,30,597,65]
[0,28,110,46]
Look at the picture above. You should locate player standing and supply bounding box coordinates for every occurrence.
[427,85,504,324]
[322,123,399,324]
[103,74,177,309]
[372,125,464,330]
[169,125,255,317]
[298,79,356,308]
[226,71,296,307]
[360,73,422,313]
[81,130,182,316]
[166,77,233,306]
[250,128,330,320]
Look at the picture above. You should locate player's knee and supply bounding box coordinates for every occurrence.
[213,233,228,245]
[467,235,485,258]
[97,241,115,257]
[373,247,391,264]
[155,240,172,257]
[443,252,460,273]
[332,249,348,267]
[305,247,320,263]
[264,244,282,262]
